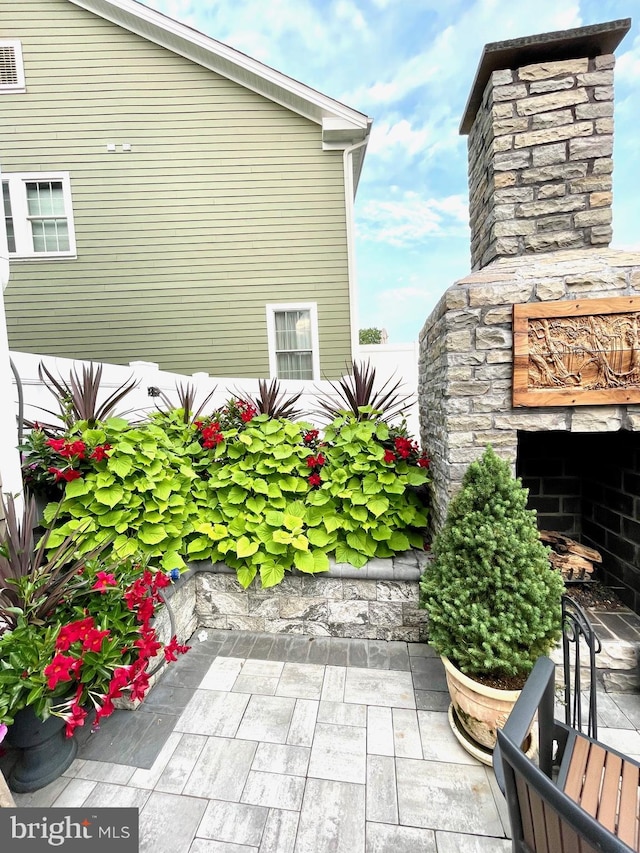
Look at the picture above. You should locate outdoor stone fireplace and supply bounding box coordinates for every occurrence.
[418,19,640,613]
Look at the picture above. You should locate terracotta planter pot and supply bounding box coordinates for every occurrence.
[441,654,522,751]
[7,707,78,793]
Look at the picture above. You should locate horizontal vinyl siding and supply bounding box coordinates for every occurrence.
[0,0,352,377]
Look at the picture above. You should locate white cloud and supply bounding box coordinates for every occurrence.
[335,0,368,33]
[368,119,432,158]
[616,36,640,84]
[357,193,468,246]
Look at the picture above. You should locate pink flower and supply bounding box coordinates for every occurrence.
[92,572,117,593]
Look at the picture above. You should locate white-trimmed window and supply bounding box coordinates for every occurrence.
[266,303,320,380]
[0,40,26,93]
[2,173,76,259]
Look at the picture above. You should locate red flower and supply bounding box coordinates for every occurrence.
[46,438,66,453]
[384,450,396,464]
[303,430,319,444]
[152,573,171,591]
[92,572,117,593]
[48,466,66,482]
[417,456,430,468]
[315,453,326,467]
[306,455,317,468]
[64,703,88,739]
[56,617,95,651]
[135,631,162,659]
[82,628,110,652]
[63,469,82,482]
[90,444,111,462]
[68,440,87,459]
[163,635,191,662]
[130,671,150,702]
[308,473,322,487]
[44,654,81,690]
[106,666,133,699]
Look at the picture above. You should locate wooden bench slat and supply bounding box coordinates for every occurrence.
[580,743,606,817]
[618,759,639,851]
[597,751,622,833]
[564,736,590,802]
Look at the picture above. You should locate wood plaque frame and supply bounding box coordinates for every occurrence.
[513,296,640,407]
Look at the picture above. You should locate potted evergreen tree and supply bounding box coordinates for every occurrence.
[420,445,564,761]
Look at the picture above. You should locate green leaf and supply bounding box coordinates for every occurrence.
[335,542,368,568]
[388,531,410,551]
[95,485,124,508]
[227,486,247,504]
[265,510,284,527]
[161,551,185,571]
[236,536,259,558]
[272,529,292,545]
[349,506,368,523]
[307,527,331,547]
[246,496,266,515]
[64,477,91,499]
[294,550,315,573]
[237,565,257,588]
[367,496,390,518]
[187,536,212,555]
[406,470,428,486]
[347,529,376,556]
[108,455,133,479]
[138,524,167,545]
[238,433,252,446]
[260,561,285,588]
[290,534,308,551]
[114,537,139,558]
[371,525,392,541]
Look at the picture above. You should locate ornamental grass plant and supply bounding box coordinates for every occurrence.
[420,446,564,684]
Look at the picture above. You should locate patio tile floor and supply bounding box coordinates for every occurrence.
[3,628,639,852]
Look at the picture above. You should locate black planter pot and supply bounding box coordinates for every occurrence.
[7,707,78,793]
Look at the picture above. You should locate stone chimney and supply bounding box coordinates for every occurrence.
[460,20,631,271]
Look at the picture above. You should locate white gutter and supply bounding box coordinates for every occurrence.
[343,136,370,363]
[0,164,23,505]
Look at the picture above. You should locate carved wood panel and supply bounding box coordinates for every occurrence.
[513,297,640,407]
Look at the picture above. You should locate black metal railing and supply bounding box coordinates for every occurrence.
[561,594,601,739]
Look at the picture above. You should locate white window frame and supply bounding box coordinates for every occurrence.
[0,40,26,93]
[3,172,77,259]
[266,302,321,381]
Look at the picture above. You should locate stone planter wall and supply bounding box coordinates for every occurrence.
[160,551,430,643]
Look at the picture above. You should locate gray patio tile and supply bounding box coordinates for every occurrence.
[252,743,310,777]
[62,758,86,777]
[189,841,257,853]
[435,830,511,852]
[318,700,367,727]
[129,731,182,789]
[259,809,299,853]
[415,690,450,712]
[396,758,503,835]
[321,665,346,702]
[411,658,448,692]
[286,699,319,747]
[197,799,269,846]
[200,657,245,691]
[295,778,365,853]
[183,737,257,800]
[265,636,296,662]
[12,775,71,807]
[79,709,178,768]
[240,659,285,678]
[72,760,136,784]
[276,663,325,699]
[366,640,391,670]
[606,692,640,728]
[417,710,478,764]
[587,690,634,728]
[139,790,207,853]
[306,637,332,664]
[367,706,394,756]
[285,636,314,663]
[228,633,259,658]
[365,822,437,853]
[52,779,97,807]
[83,782,151,809]
[486,765,511,838]
[596,726,640,759]
[218,634,248,658]
[232,675,279,695]
[328,637,351,666]
[392,709,423,759]
[236,695,297,743]
[366,755,398,824]
[386,641,411,672]
[162,661,214,689]
[408,643,437,658]
[344,668,415,709]
[176,690,250,737]
[246,635,275,660]
[240,770,305,811]
[308,722,367,784]
[155,734,208,794]
[348,639,370,667]
[139,683,198,716]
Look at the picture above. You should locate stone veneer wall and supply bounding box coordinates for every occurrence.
[468,55,615,270]
[419,247,640,532]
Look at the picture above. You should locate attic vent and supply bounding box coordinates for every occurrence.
[0,41,25,92]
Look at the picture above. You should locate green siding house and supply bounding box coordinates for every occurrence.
[0,0,371,378]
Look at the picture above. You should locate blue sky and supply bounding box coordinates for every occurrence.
[148,0,639,343]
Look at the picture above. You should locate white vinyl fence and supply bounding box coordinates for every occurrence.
[9,347,419,439]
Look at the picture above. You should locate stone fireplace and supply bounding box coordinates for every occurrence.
[418,19,640,612]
